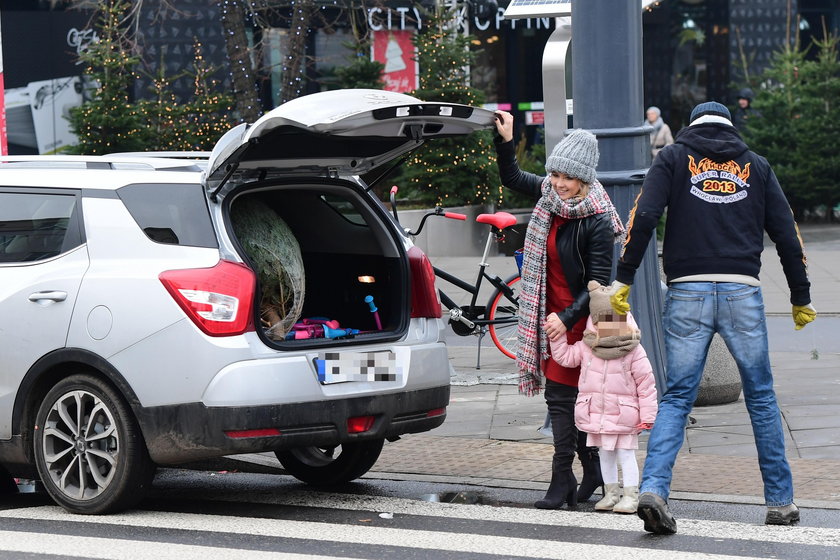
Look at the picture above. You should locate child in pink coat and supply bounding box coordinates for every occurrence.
[548,281,658,513]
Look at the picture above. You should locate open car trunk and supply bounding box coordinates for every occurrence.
[208,89,496,347]
[228,180,407,347]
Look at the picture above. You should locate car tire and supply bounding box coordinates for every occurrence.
[275,439,385,486]
[33,374,155,514]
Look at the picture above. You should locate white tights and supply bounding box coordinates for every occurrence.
[599,448,639,487]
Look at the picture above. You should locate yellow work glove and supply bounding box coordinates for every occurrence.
[609,281,631,315]
[792,303,816,330]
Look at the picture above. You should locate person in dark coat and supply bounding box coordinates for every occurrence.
[733,87,755,131]
[611,101,817,534]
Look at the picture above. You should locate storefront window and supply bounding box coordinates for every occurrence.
[644,0,729,130]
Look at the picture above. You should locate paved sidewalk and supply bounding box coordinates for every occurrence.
[225,225,840,509]
[372,224,840,509]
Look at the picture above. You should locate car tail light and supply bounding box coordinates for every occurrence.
[426,407,446,418]
[347,415,375,434]
[160,260,255,336]
[408,246,441,318]
[225,428,281,439]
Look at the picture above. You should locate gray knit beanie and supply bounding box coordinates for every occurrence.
[544,129,599,184]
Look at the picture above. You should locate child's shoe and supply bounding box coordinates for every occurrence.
[613,485,639,514]
[594,483,621,511]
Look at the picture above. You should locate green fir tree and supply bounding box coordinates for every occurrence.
[400,5,502,208]
[742,30,840,220]
[789,33,840,218]
[333,40,386,90]
[137,41,236,151]
[66,0,145,154]
[67,1,236,155]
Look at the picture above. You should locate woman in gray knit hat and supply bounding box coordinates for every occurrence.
[494,110,625,510]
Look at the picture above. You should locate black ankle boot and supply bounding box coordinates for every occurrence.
[535,470,578,510]
[576,434,604,502]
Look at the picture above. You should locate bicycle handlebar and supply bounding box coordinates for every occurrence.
[389,186,467,236]
[443,212,467,220]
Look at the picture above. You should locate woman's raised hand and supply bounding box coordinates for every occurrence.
[494,110,514,143]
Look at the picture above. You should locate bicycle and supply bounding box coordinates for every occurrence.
[389,187,522,369]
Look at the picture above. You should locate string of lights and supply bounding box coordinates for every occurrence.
[401,3,502,208]
[68,0,235,154]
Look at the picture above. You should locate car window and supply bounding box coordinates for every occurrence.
[118,183,218,248]
[0,192,81,263]
[319,194,368,226]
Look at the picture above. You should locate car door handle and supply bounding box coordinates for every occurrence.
[29,291,68,303]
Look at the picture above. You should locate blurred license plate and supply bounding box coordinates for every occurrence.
[316,351,397,384]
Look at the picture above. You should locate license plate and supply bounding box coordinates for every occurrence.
[315,351,398,384]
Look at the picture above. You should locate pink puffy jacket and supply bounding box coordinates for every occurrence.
[550,314,658,435]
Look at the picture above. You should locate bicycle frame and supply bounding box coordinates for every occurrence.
[433,226,519,369]
[386,187,519,368]
[434,227,507,329]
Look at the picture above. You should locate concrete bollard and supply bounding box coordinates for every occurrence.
[694,333,742,406]
[657,277,742,407]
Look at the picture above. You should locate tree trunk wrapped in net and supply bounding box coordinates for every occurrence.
[231,198,304,340]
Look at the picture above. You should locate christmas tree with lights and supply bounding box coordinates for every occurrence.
[67,0,236,155]
[138,41,236,151]
[66,0,145,154]
[400,5,501,208]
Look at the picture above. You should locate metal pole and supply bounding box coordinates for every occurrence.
[542,16,572,151]
[0,9,6,156]
[569,0,667,392]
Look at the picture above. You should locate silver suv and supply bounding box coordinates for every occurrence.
[0,89,495,514]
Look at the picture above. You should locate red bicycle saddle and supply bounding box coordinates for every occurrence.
[476,212,517,230]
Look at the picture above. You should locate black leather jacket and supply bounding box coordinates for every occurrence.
[495,138,614,329]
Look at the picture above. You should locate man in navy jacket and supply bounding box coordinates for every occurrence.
[610,101,816,534]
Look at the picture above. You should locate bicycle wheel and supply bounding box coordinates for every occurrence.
[488,274,520,359]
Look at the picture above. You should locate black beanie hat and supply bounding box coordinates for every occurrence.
[690,101,732,123]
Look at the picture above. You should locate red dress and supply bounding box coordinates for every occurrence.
[543,216,587,387]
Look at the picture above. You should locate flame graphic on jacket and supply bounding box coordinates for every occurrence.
[688,155,751,182]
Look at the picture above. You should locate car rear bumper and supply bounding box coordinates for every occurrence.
[136,385,449,464]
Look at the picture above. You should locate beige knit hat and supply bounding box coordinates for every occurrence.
[545,129,599,184]
[587,280,636,339]
[587,280,614,324]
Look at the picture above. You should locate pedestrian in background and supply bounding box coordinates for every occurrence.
[549,280,657,514]
[611,101,817,534]
[646,106,673,160]
[733,88,755,131]
[493,110,625,509]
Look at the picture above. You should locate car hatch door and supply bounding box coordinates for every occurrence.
[203,89,497,199]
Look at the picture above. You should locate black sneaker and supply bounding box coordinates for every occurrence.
[765,503,800,525]
[637,492,677,534]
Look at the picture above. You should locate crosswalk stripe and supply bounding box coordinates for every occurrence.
[0,530,355,560]
[170,489,840,548]
[0,505,812,560]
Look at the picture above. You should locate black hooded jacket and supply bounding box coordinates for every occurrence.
[616,122,810,306]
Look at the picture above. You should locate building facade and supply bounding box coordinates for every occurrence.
[2,0,838,154]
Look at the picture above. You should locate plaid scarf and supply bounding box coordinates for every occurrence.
[516,178,626,396]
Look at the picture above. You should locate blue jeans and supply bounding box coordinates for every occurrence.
[640,282,794,507]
